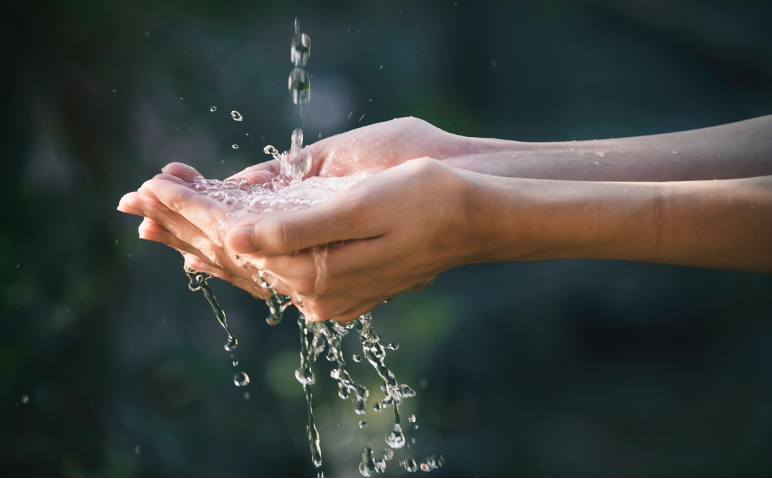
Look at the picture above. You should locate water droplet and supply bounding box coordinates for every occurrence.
[224,336,238,351]
[232,359,239,367]
[210,106,217,112]
[352,354,361,362]
[291,32,311,67]
[402,458,418,472]
[231,110,243,121]
[233,372,250,387]
[359,420,367,429]
[288,68,311,105]
[408,414,416,423]
[232,144,239,149]
[385,425,406,449]
[21,395,29,404]
[358,114,365,122]
[595,151,606,158]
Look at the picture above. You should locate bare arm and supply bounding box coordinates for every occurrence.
[450,115,772,181]
[468,173,772,273]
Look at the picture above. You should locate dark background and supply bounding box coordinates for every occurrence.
[2,0,772,476]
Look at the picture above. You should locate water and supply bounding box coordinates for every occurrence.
[180,18,443,476]
[359,447,386,477]
[233,372,250,386]
[186,272,238,351]
[288,67,311,106]
[291,33,311,68]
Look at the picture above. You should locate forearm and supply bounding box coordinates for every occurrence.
[466,172,772,273]
[448,115,772,182]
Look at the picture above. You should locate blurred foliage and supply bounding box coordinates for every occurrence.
[1,0,772,476]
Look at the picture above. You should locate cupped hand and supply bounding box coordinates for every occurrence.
[120,158,481,323]
[225,158,480,322]
[229,117,476,185]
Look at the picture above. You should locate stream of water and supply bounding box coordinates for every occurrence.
[182,18,443,476]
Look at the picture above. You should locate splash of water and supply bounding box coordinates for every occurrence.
[180,17,443,477]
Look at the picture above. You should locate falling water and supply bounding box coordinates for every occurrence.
[180,18,442,476]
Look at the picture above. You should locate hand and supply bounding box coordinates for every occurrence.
[228,117,477,185]
[121,157,481,322]
[225,158,480,322]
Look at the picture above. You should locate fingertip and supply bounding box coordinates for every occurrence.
[118,192,142,215]
[161,162,202,180]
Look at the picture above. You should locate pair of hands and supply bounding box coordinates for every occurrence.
[119,118,489,322]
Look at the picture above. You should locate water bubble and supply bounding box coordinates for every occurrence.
[359,420,367,429]
[21,395,29,404]
[360,446,386,476]
[291,33,311,67]
[232,359,239,367]
[210,106,217,112]
[594,151,606,158]
[232,144,239,149]
[233,372,250,387]
[295,367,316,385]
[224,336,238,351]
[408,414,416,423]
[135,445,140,455]
[244,392,250,400]
[385,425,406,449]
[288,68,311,105]
[401,458,418,473]
[352,354,361,362]
[373,403,381,413]
[383,448,393,461]
[231,110,243,121]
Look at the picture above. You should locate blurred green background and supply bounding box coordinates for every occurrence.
[2,0,772,476]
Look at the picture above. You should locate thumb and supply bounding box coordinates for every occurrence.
[225,193,381,255]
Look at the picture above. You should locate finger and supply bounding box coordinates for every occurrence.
[118,192,145,216]
[139,177,230,241]
[138,218,210,262]
[225,190,383,255]
[130,188,227,265]
[161,162,203,181]
[259,238,388,286]
[226,160,280,185]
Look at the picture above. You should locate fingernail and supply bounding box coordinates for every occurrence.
[227,225,258,253]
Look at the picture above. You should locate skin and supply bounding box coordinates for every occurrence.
[118,116,772,322]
